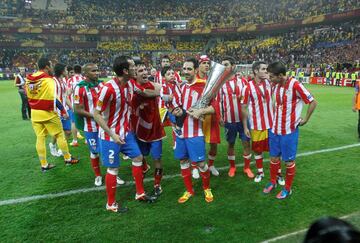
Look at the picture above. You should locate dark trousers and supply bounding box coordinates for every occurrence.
[18,89,31,119]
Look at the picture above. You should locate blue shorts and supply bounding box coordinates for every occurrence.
[61,117,71,131]
[67,109,75,123]
[99,132,141,168]
[137,139,162,160]
[84,131,99,154]
[174,136,205,163]
[224,122,250,143]
[168,112,176,124]
[269,128,299,161]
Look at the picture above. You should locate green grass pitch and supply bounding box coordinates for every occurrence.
[0,80,359,242]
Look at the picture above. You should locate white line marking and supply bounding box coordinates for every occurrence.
[261,212,360,242]
[0,143,359,207]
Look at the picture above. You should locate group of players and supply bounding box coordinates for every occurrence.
[24,54,317,213]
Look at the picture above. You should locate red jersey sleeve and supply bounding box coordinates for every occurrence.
[73,86,84,105]
[294,81,314,104]
[240,85,250,105]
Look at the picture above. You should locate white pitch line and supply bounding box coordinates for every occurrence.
[261,211,360,242]
[0,143,359,207]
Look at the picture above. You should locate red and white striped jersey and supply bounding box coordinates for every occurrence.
[73,81,103,132]
[177,79,207,138]
[67,74,84,107]
[241,79,273,130]
[54,77,69,111]
[155,71,182,109]
[96,78,133,141]
[155,70,182,85]
[160,81,182,110]
[272,77,314,135]
[220,76,248,123]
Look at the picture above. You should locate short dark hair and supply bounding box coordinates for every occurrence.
[134,60,145,67]
[304,217,360,243]
[185,57,199,69]
[113,55,132,76]
[252,61,267,75]
[161,55,170,62]
[161,66,173,77]
[267,61,287,75]
[73,64,82,74]
[222,56,236,65]
[54,63,66,77]
[38,57,51,70]
[66,66,73,72]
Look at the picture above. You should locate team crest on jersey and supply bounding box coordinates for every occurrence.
[97,100,103,107]
[74,95,80,101]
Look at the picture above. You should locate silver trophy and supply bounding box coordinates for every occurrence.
[192,61,236,109]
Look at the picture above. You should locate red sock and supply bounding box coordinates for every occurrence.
[200,168,210,190]
[181,167,194,194]
[255,154,263,171]
[285,162,296,191]
[270,160,280,185]
[105,172,117,205]
[142,158,148,172]
[191,162,197,170]
[91,157,101,177]
[208,153,216,167]
[243,154,251,169]
[154,168,163,187]
[228,154,235,168]
[277,163,282,176]
[132,163,145,195]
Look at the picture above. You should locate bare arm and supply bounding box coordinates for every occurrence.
[299,99,317,126]
[93,109,124,144]
[241,104,251,138]
[187,105,215,120]
[74,103,93,118]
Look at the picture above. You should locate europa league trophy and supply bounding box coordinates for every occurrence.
[192,61,236,109]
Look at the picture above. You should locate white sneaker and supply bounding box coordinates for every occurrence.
[106,202,128,213]
[254,173,264,183]
[116,176,125,185]
[49,143,59,157]
[94,176,102,186]
[57,149,63,157]
[277,175,285,186]
[122,155,130,160]
[192,168,200,179]
[209,166,219,176]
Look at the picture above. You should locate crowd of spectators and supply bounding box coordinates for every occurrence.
[1,22,359,76]
[2,0,358,30]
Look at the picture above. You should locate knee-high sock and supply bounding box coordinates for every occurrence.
[243,153,252,170]
[270,159,280,185]
[255,154,263,173]
[199,164,210,190]
[54,132,71,160]
[208,153,216,167]
[285,162,296,191]
[90,153,101,177]
[154,168,163,187]
[228,154,235,168]
[180,162,194,194]
[132,161,144,195]
[36,135,47,167]
[106,169,117,205]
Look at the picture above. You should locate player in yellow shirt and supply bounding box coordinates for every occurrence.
[26,57,79,171]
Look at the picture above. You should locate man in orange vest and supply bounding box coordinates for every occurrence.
[352,80,360,140]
